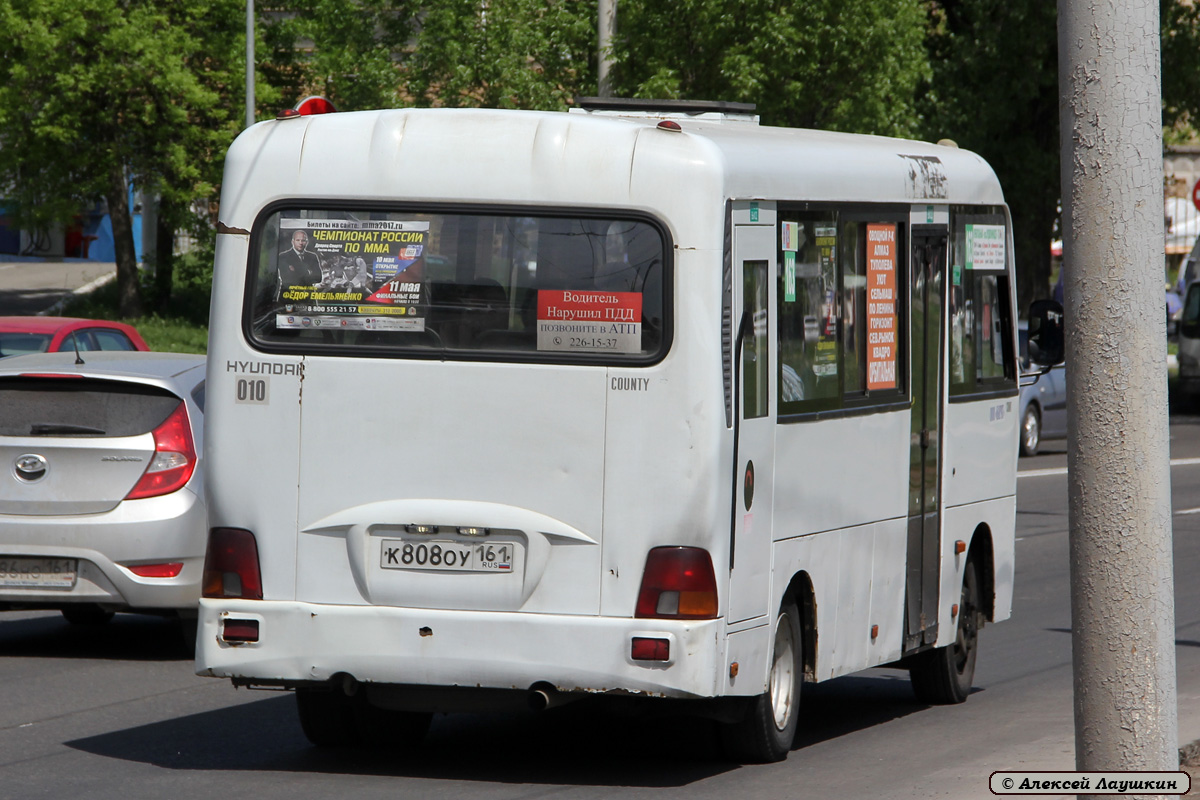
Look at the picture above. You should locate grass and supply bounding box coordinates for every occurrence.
[62,272,210,354]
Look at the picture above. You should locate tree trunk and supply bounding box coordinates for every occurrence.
[106,164,142,319]
[154,201,175,312]
[1014,191,1056,314]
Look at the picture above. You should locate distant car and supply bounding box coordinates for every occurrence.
[1018,323,1066,456]
[0,316,148,358]
[0,351,205,635]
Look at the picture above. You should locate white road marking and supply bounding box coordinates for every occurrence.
[1018,456,1200,480]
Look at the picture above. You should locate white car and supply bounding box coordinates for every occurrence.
[0,351,205,636]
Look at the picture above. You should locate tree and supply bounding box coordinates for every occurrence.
[260,0,418,112]
[1163,0,1200,144]
[921,0,1060,314]
[611,0,930,137]
[405,0,596,110]
[0,0,246,317]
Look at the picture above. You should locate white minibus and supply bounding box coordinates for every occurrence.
[198,98,1061,762]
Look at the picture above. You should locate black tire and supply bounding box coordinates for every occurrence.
[61,604,115,626]
[353,692,432,750]
[720,600,802,763]
[1020,404,1041,457]
[177,615,198,657]
[910,559,981,704]
[296,687,432,749]
[296,688,359,747]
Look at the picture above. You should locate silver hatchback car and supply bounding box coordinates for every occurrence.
[0,351,205,631]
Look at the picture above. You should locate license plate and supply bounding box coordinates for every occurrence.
[0,557,78,589]
[379,539,518,573]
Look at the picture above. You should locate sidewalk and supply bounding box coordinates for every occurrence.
[0,260,116,316]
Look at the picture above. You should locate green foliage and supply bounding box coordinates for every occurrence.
[611,0,930,137]
[62,278,209,354]
[406,0,596,110]
[920,0,1061,311]
[1163,0,1200,143]
[262,0,417,111]
[0,0,247,316]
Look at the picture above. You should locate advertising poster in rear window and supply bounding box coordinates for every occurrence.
[275,219,430,332]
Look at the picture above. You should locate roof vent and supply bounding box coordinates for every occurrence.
[571,97,759,124]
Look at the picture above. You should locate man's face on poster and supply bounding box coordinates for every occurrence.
[291,230,308,252]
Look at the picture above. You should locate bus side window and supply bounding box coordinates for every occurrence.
[743,259,769,419]
[777,215,839,412]
[949,209,1016,395]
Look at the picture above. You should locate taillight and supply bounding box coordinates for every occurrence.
[222,619,260,642]
[635,546,719,619]
[128,562,184,578]
[125,401,196,500]
[202,528,263,600]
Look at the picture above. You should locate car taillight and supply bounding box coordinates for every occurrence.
[202,528,263,600]
[125,401,196,500]
[128,562,184,578]
[635,546,719,619]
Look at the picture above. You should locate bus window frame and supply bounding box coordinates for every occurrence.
[240,199,675,368]
[775,202,911,424]
[947,205,1018,402]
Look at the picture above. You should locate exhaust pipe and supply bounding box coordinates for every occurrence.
[528,683,574,711]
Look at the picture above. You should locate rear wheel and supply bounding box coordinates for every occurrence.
[61,604,115,626]
[296,687,432,748]
[909,559,981,704]
[1020,405,1041,457]
[296,688,358,747]
[720,600,801,763]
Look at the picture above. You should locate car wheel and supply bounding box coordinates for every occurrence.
[61,604,115,626]
[909,559,981,704]
[296,687,358,747]
[719,599,801,763]
[1020,404,1041,457]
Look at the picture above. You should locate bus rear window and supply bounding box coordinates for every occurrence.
[247,209,668,362]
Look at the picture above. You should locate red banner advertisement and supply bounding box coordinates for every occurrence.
[866,223,898,390]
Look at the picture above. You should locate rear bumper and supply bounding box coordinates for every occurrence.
[0,488,205,611]
[196,599,732,702]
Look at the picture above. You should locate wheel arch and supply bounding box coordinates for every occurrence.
[780,571,817,683]
[966,523,996,622]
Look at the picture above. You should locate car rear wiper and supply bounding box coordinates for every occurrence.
[29,423,106,435]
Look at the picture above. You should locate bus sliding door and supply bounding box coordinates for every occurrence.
[728,217,775,624]
[905,225,947,652]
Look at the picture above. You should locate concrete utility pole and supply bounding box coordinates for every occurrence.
[598,0,615,98]
[246,0,256,128]
[1058,0,1178,789]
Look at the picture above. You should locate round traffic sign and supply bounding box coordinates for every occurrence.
[1194,178,1200,213]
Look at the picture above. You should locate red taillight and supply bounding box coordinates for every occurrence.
[128,562,183,578]
[125,401,196,500]
[202,528,263,600]
[635,546,719,619]
[631,637,671,661]
[222,619,260,642]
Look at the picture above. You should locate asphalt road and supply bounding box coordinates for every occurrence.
[0,261,116,316]
[1,425,1198,799]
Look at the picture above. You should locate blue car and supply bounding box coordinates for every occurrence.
[1018,323,1066,456]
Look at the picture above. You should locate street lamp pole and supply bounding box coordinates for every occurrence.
[246,0,255,128]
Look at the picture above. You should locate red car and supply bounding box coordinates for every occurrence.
[0,317,148,358]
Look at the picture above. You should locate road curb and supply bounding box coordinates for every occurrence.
[36,269,117,316]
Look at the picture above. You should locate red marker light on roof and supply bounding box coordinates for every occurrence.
[277,108,301,120]
[657,120,682,131]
